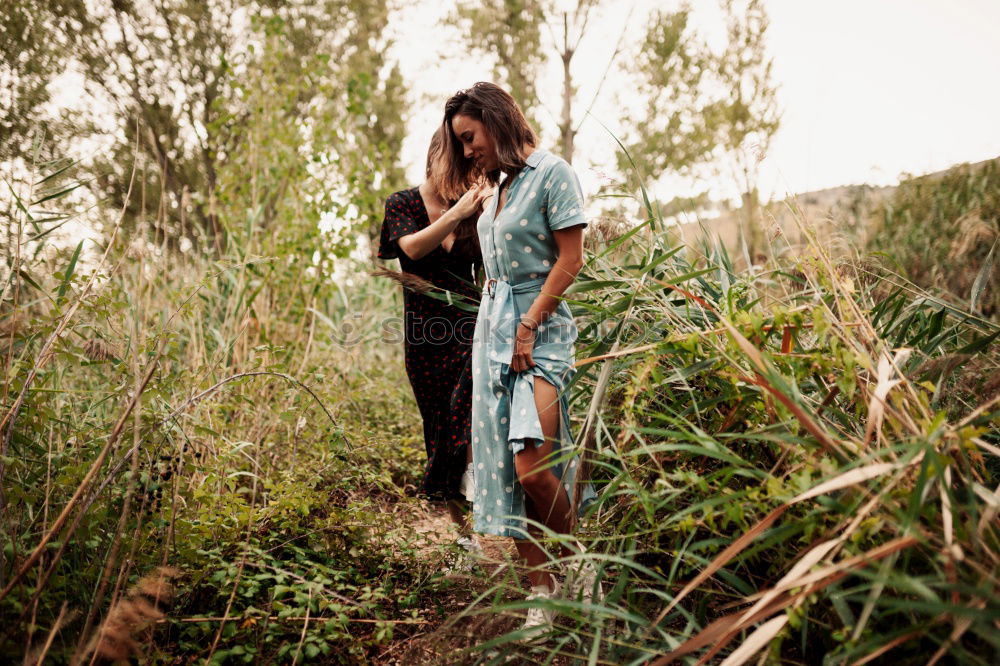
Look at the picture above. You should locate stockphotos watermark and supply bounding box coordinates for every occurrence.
[327,312,668,349]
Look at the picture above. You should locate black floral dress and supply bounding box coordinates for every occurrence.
[378,188,481,502]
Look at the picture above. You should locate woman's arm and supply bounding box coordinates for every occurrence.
[397,184,488,260]
[510,225,585,373]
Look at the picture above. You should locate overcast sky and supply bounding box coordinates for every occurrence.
[389,0,1000,204]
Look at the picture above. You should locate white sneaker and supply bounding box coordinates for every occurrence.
[520,580,560,642]
[459,463,475,502]
[444,535,482,574]
[456,535,483,556]
[563,556,603,605]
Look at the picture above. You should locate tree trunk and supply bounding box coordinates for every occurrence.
[559,13,575,163]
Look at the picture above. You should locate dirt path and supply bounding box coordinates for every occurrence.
[375,501,551,665]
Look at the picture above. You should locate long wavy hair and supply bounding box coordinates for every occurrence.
[440,82,538,189]
[426,127,481,263]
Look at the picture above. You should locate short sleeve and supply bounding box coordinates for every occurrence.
[543,159,587,231]
[377,191,420,260]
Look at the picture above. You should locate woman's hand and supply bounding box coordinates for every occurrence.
[451,182,490,218]
[397,183,490,260]
[511,322,536,373]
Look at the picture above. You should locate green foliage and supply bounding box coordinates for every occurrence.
[6,151,999,666]
[868,157,1000,319]
[623,6,719,181]
[2,0,406,254]
[164,439,435,664]
[447,0,548,135]
[0,2,65,161]
[446,160,998,663]
[3,10,997,662]
[0,128,432,662]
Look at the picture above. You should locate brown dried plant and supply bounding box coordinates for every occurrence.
[947,208,996,262]
[82,339,119,363]
[83,566,181,662]
[370,268,435,294]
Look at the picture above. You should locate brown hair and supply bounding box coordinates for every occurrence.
[441,82,538,189]
[426,127,481,263]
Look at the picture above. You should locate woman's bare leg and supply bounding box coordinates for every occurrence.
[515,377,572,530]
[514,503,556,588]
[513,376,574,587]
[446,500,469,533]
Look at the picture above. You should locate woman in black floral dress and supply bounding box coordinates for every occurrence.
[377,129,489,541]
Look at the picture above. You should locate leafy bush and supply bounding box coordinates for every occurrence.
[461,184,1000,663]
[868,158,999,319]
[0,139,435,663]
[3,138,997,666]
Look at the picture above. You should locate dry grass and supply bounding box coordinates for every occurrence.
[371,268,437,294]
[83,567,181,662]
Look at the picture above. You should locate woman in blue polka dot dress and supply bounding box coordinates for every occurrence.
[441,82,598,634]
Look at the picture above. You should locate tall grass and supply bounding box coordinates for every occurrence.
[3,137,998,664]
[1,145,436,663]
[452,183,1000,663]
[867,157,999,319]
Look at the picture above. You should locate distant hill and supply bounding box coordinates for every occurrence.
[672,158,998,261]
[672,184,894,261]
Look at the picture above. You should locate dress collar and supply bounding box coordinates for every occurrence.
[496,150,546,190]
[524,150,546,169]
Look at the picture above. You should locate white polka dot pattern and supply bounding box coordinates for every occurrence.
[469,149,594,538]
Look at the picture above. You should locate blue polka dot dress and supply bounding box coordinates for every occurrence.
[470,150,594,538]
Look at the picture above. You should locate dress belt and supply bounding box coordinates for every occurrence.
[482,277,547,366]
[484,276,546,299]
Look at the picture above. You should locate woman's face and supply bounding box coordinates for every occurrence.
[451,114,498,172]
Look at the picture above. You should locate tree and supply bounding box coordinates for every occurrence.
[4,0,406,255]
[447,0,610,163]
[0,1,84,164]
[621,6,721,183]
[205,4,408,259]
[447,0,548,138]
[618,0,779,262]
[715,0,781,260]
[447,0,779,242]
[547,0,603,163]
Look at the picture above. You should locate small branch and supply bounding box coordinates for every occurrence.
[290,588,310,666]
[161,371,348,447]
[30,601,69,666]
[575,2,634,134]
